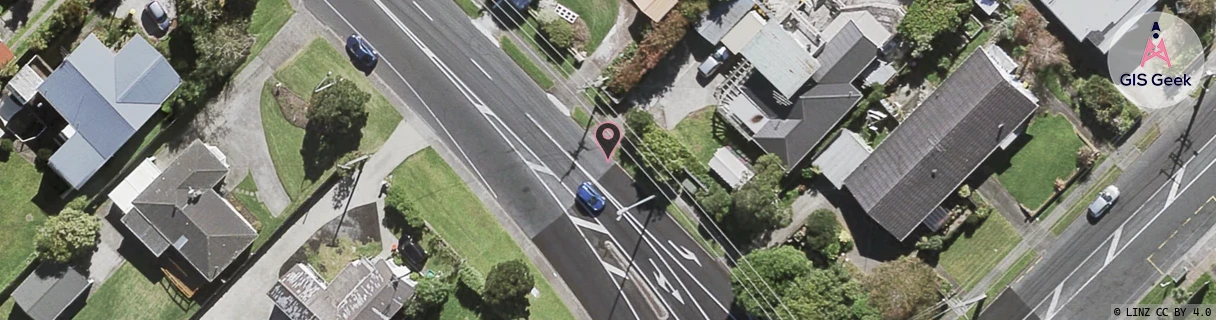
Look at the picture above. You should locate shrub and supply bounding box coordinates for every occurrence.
[386,184,425,231]
[0,138,13,155]
[540,20,575,49]
[0,60,18,82]
[606,11,690,94]
[800,165,821,181]
[335,151,363,177]
[838,229,855,253]
[405,276,455,317]
[915,235,945,251]
[964,214,980,228]
[458,264,486,294]
[1076,146,1100,169]
[64,195,89,212]
[1075,75,1140,136]
[35,148,53,170]
[976,205,994,221]
[696,183,732,222]
[898,0,973,55]
[483,259,535,318]
[802,209,841,259]
[625,108,655,135]
[957,185,972,198]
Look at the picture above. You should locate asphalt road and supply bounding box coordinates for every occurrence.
[301,0,737,319]
[983,90,1216,319]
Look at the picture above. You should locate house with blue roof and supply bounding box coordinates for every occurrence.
[35,34,181,189]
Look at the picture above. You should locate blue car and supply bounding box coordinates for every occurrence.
[345,34,378,68]
[576,182,606,215]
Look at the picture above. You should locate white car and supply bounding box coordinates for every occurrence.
[1087,185,1120,219]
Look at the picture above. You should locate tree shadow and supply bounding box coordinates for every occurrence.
[453,285,484,316]
[4,0,32,31]
[300,114,365,183]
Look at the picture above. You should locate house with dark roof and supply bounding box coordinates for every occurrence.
[11,263,92,320]
[116,140,256,292]
[35,34,181,189]
[716,10,891,170]
[268,258,413,320]
[843,48,1039,240]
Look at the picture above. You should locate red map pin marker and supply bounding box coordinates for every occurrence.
[594,122,621,163]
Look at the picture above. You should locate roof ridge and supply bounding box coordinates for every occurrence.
[115,44,160,102]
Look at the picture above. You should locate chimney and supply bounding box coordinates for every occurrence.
[187,187,203,203]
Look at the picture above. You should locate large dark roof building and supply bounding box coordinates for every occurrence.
[120,140,256,281]
[741,20,878,167]
[844,49,1039,240]
[268,258,413,320]
[12,263,92,320]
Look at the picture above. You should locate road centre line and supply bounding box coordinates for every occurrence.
[470,58,493,80]
[323,0,642,318]
[1029,130,1216,319]
[527,113,733,319]
[318,0,497,199]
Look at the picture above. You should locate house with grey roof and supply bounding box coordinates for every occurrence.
[268,258,413,320]
[37,34,181,189]
[716,11,890,171]
[12,263,92,320]
[843,47,1039,240]
[1039,0,1159,54]
[118,140,256,287]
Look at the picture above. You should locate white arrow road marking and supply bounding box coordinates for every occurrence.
[526,160,557,178]
[569,216,609,234]
[670,240,701,267]
[1105,227,1122,266]
[604,262,627,278]
[650,259,684,305]
[1167,166,1185,207]
[1046,284,1062,319]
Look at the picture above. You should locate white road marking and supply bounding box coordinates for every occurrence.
[527,113,729,320]
[470,58,493,80]
[410,1,433,21]
[1047,284,1062,319]
[526,159,557,178]
[1105,227,1121,266]
[670,241,701,267]
[570,216,610,234]
[1167,166,1185,207]
[651,259,685,305]
[1026,130,1216,319]
[319,0,498,199]
[604,262,627,278]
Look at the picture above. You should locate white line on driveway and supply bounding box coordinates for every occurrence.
[410,1,433,21]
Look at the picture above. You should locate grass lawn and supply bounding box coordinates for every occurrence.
[388,148,572,319]
[556,0,617,53]
[74,262,199,320]
[452,0,481,17]
[949,28,994,73]
[667,204,726,257]
[571,106,592,128]
[246,0,294,59]
[940,215,1021,291]
[987,250,1037,299]
[306,236,380,281]
[993,114,1084,209]
[230,174,285,251]
[268,38,402,200]
[0,158,48,289]
[501,36,555,90]
[1051,167,1122,235]
[1136,124,1162,151]
[1141,276,1177,304]
[1187,273,1216,304]
[673,107,724,163]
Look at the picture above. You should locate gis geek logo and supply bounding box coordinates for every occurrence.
[1107,12,1204,110]
[1119,22,1192,87]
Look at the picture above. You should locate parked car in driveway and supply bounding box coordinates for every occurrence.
[1088,185,1121,219]
[698,45,731,77]
[346,34,379,68]
[145,0,171,32]
[575,182,606,216]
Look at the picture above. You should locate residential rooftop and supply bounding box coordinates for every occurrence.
[1041,0,1158,53]
[268,258,412,320]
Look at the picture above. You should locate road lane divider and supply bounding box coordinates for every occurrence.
[606,240,669,320]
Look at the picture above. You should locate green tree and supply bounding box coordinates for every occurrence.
[802,209,841,260]
[727,174,791,239]
[484,259,535,318]
[897,0,973,55]
[35,209,101,263]
[751,153,786,187]
[915,235,945,252]
[458,264,486,294]
[307,78,371,145]
[696,183,732,222]
[405,276,456,317]
[784,267,881,319]
[730,246,813,316]
[540,20,575,49]
[625,108,656,135]
[385,184,424,232]
[607,12,690,94]
[863,256,941,319]
[637,128,701,183]
[193,21,254,84]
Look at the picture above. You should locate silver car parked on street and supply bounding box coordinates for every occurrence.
[1087,185,1121,219]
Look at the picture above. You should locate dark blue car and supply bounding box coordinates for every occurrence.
[576,182,606,215]
[345,34,378,68]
